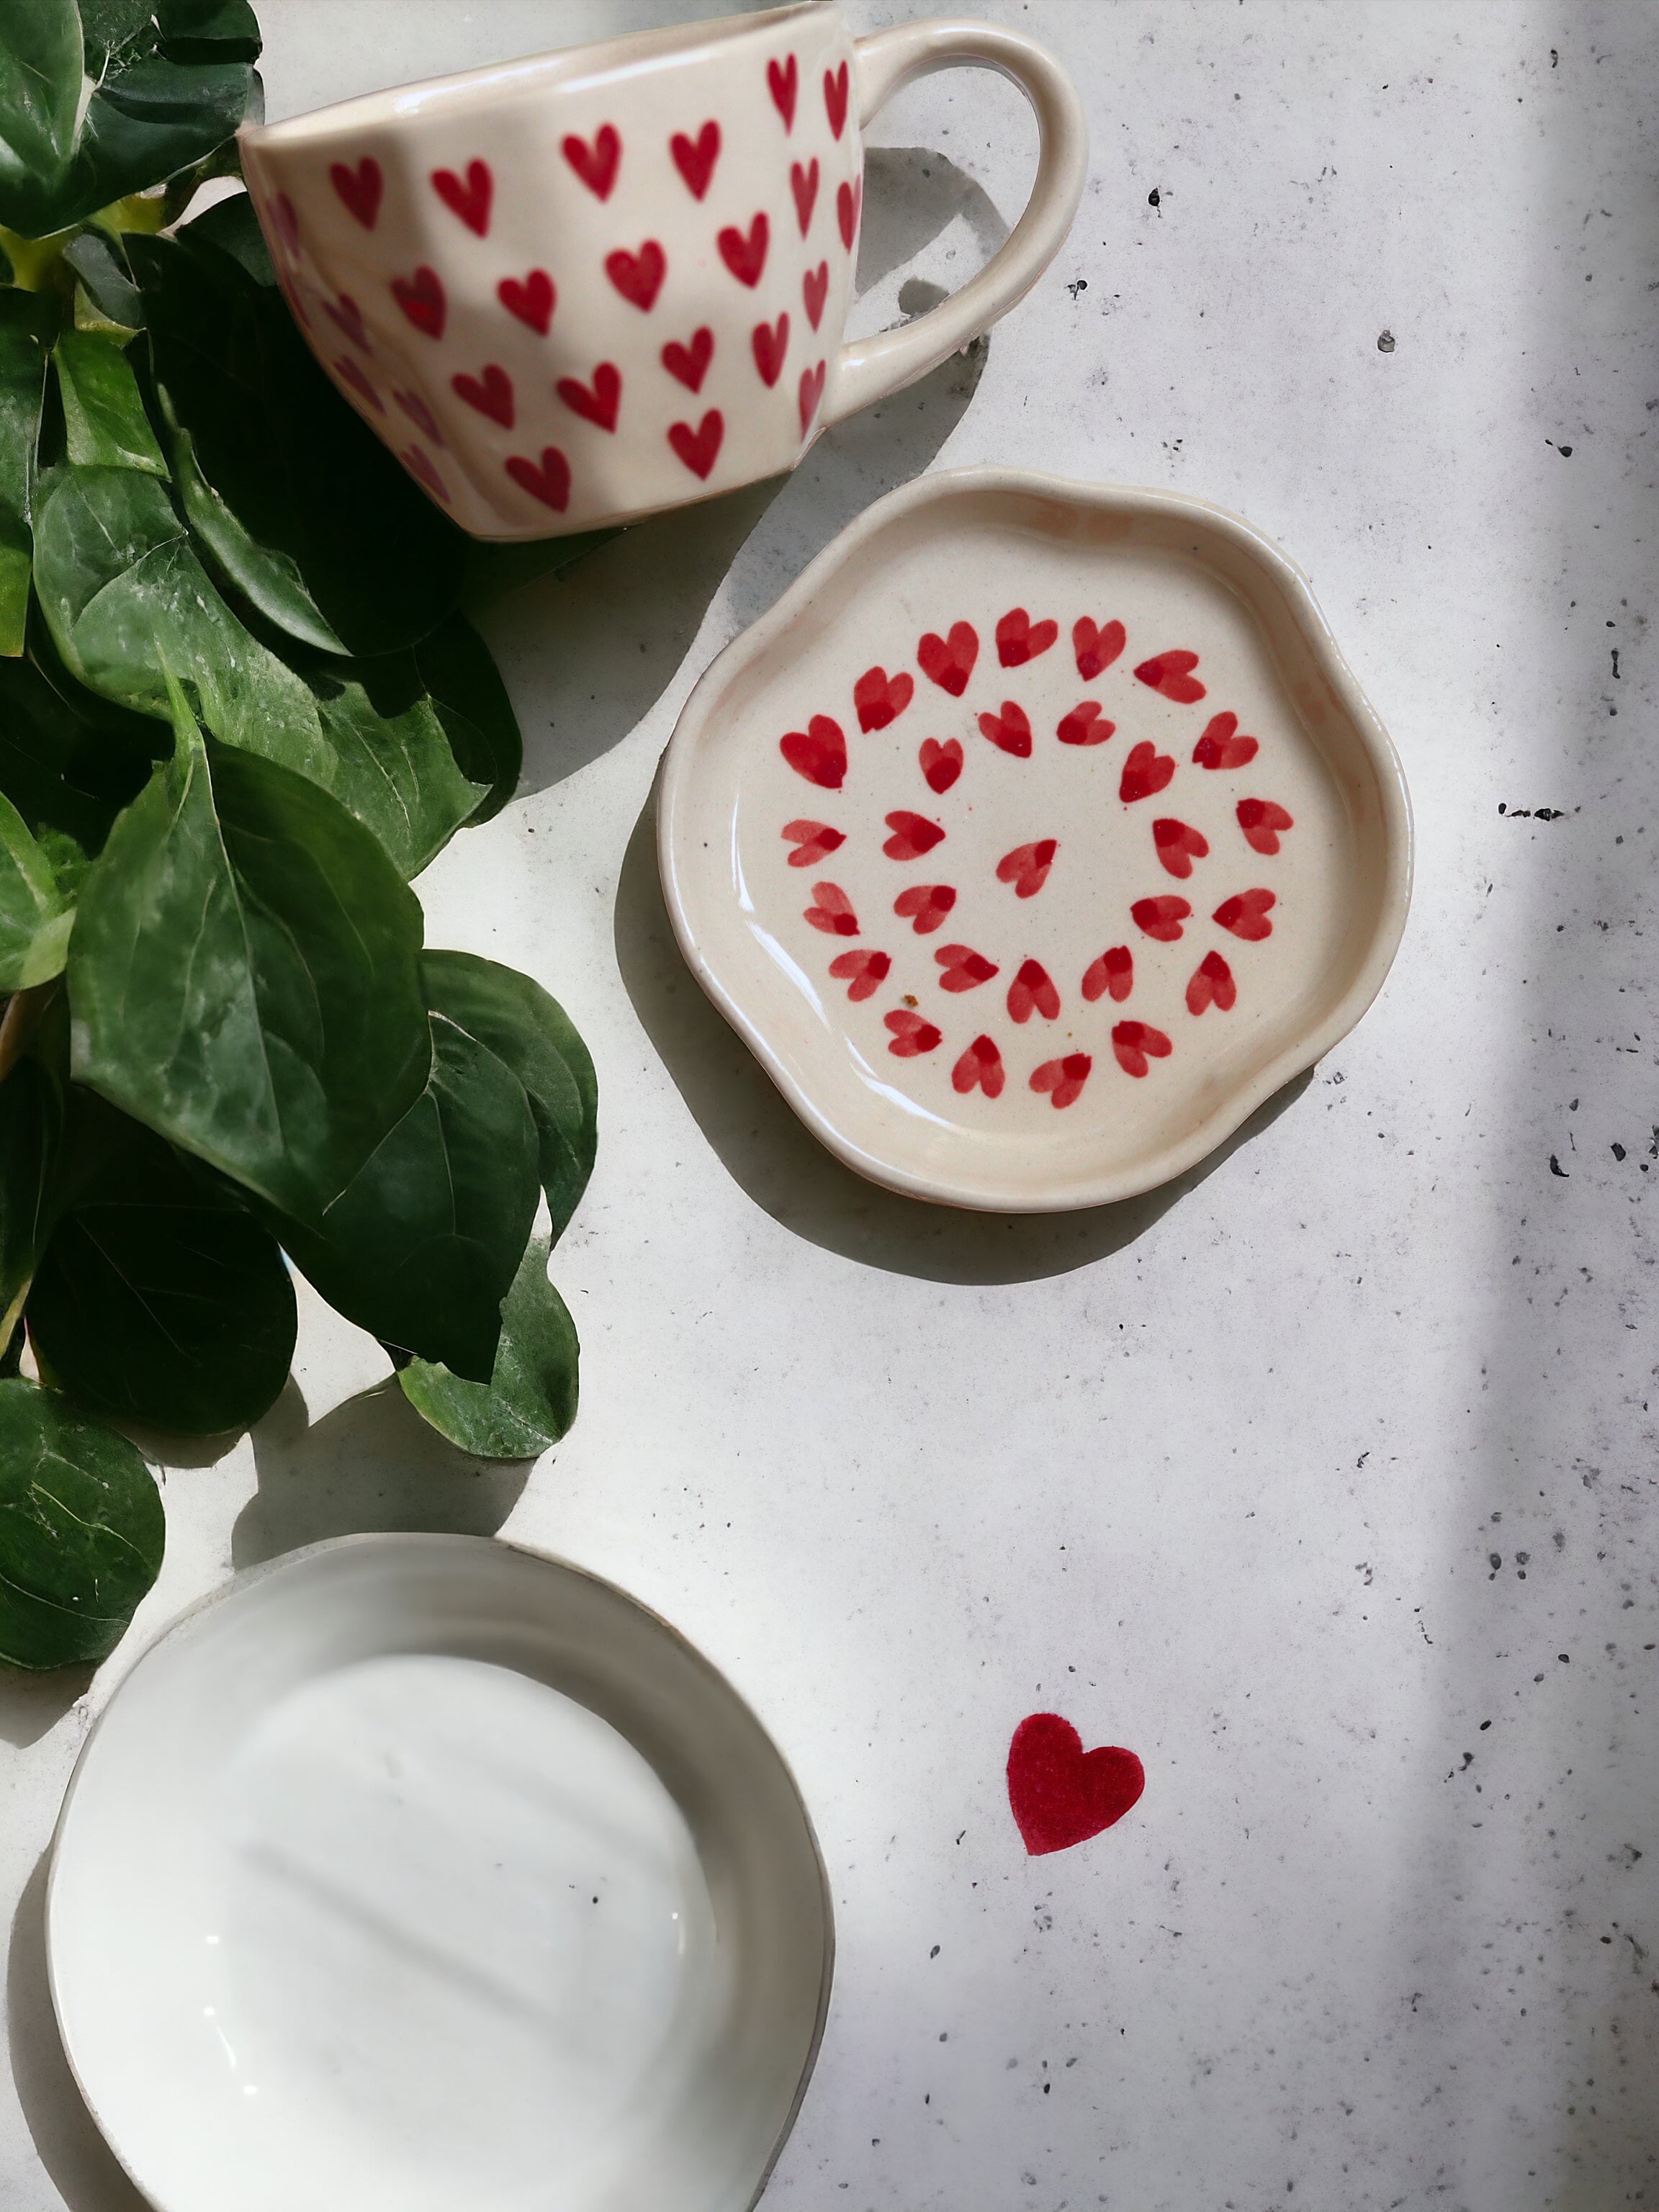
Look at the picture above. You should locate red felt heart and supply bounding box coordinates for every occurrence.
[1193,710,1259,770]
[824,61,850,138]
[557,362,621,431]
[1006,957,1060,1024]
[1236,798,1294,855]
[768,53,799,130]
[1130,894,1190,942]
[451,364,513,426]
[333,356,383,413]
[606,241,666,311]
[781,819,845,866]
[1073,616,1125,679]
[752,313,790,388]
[1112,1020,1172,1078]
[935,943,999,992]
[801,264,830,334]
[978,701,1032,757]
[952,1033,1005,1098]
[1030,1053,1092,1109]
[1118,740,1174,804]
[562,127,619,202]
[1057,701,1113,746]
[1082,945,1133,1003]
[798,359,827,433]
[401,444,448,503]
[662,327,714,392]
[919,738,962,794]
[667,408,724,479]
[670,120,720,200]
[324,292,367,350]
[1186,949,1236,1015]
[1152,816,1209,879]
[505,446,570,511]
[1213,887,1276,940]
[780,715,847,789]
[392,387,443,444]
[432,158,493,235]
[718,212,770,288]
[886,1008,941,1057]
[330,157,382,228]
[1133,649,1206,703]
[917,621,978,696]
[498,268,555,333]
[995,839,1056,899]
[830,948,890,1001]
[996,607,1059,667]
[803,881,858,936]
[855,665,914,732]
[1007,1714,1145,1855]
[836,176,862,251]
[894,884,956,934]
[392,264,446,338]
[883,810,945,860]
[791,158,820,235]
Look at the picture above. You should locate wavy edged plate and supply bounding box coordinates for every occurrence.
[659,467,1411,1211]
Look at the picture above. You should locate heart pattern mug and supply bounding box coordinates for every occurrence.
[239,4,1087,539]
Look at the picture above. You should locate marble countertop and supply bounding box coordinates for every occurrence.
[4,4,1655,2208]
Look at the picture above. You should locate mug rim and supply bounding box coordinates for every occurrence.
[241,1,835,147]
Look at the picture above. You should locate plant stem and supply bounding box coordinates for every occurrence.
[0,981,58,1087]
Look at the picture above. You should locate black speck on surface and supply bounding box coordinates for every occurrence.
[1066,277,1087,298]
[1377,329,1395,353]
[1550,1155,1569,1177]
[1612,1142,1627,1160]
[1148,186,1161,208]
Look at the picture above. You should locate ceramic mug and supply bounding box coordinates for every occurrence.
[239,3,1087,541]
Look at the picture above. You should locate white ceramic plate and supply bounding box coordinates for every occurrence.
[659,467,1411,1211]
[47,1536,832,2212]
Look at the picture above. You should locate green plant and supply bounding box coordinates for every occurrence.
[0,0,604,1669]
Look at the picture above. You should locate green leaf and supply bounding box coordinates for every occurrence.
[26,1095,295,1434]
[276,1010,541,1383]
[413,615,522,825]
[173,186,271,285]
[0,1376,162,1669]
[66,680,431,1222]
[53,330,167,474]
[0,1,82,235]
[400,1235,578,1459]
[422,950,596,1236]
[0,637,156,850]
[0,1052,64,1346]
[63,230,145,331]
[0,291,55,655]
[0,787,72,990]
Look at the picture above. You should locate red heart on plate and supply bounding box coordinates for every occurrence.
[1119,741,1175,804]
[791,158,819,235]
[997,607,1058,666]
[768,54,798,129]
[1133,649,1206,703]
[886,1008,941,1056]
[935,943,999,992]
[1152,816,1209,878]
[1073,616,1126,679]
[330,156,382,228]
[718,212,769,287]
[667,408,723,479]
[333,356,382,413]
[952,1033,1005,1098]
[1082,944,1133,1002]
[606,240,666,311]
[1193,710,1259,770]
[452,363,513,426]
[498,269,555,333]
[751,314,790,387]
[918,621,978,696]
[1213,887,1276,940]
[802,261,830,330]
[505,446,570,511]
[392,264,446,338]
[803,881,858,936]
[1007,1713,1145,1856]
[824,60,850,138]
[920,738,962,794]
[670,120,720,200]
[1007,957,1060,1023]
[562,127,619,202]
[836,176,861,250]
[829,948,890,1001]
[855,665,914,732]
[1130,894,1190,942]
[979,701,1032,757]
[883,810,945,860]
[557,361,621,431]
[1237,798,1294,855]
[1112,1020,1172,1078]
[894,884,956,934]
[662,326,714,392]
[1030,1053,1092,1109]
[798,359,827,433]
[392,387,443,443]
[995,839,1056,898]
[1057,701,1113,746]
[781,715,847,789]
[1186,949,1236,1015]
[781,819,844,866]
[432,158,493,235]
[324,292,367,350]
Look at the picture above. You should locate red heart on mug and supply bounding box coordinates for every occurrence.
[1193,710,1259,770]
[452,363,514,426]
[557,361,621,431]
[392,387,443,443]
[1213,887,1276,940]
[606,240,666,311]
[781,819,845,867]
[803,881,858,936]
[855,665,914,732]
[997,607,1058,667]
[1057,701,1113,746]
[324,292,367,350]
[919,738,962,794]
[918,621,978,696]
[802,261,830,330]
[504,446,570,511]
[1119,740,1174,804]
[562,127,619,202]
[883,810,945,860]
[837,176,861,250]
[1152,816,1209,879]
[894,884,956,934]
[1186,948,1236,1015]
[330,156,382,228]
[751,314,789,387]
[401,445,447,502]
[1236,798,1294,855]
[824,61,850,138]
[1133,649,1206,703]
[1111,1020,1172,1078]
[791,158,819,235]
[272,190,300,255]
[1073,616,1126,679]
[392,264,446,338]
[670,120,719,200]
[1030,1053,1092,1108]
[886,1008,942,1057]
[333,356,382,413]
[1007,1713,1145,1855]
[718,212,770,287]
[667,408,723,478]
[830,948,890,1001]
[935,943,999,992]
[1082,944,1133,1002]
[781,715,846,789]
[662,326,714,391]
[978,701,1032,757]
[1130,894,1190,942]
[1006,957,1060,1023]
[768,53,799,130]
[498,269,555,333]
[952,1033,1005,1098]
[432,158,492,235]
[995,839,1056,899]
[798,359,827,433]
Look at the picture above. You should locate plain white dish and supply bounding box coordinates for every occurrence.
[47,1534,832,2212]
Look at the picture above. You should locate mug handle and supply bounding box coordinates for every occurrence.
[822,19,1088,428]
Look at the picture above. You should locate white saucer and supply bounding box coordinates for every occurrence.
[47,1536,832,2212]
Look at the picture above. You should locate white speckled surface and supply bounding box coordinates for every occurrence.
[4,6,1656,2210]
